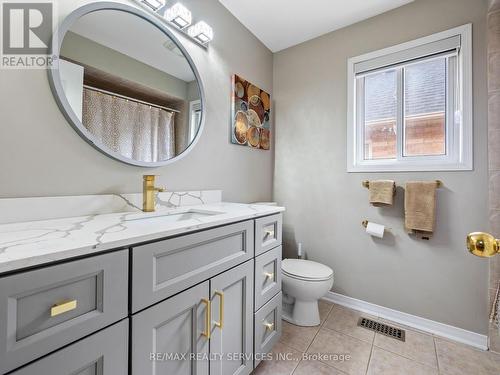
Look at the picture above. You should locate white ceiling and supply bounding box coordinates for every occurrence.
[69,10,195,82]
[219,0,414,52]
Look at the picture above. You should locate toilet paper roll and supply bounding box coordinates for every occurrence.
[366,222,385,238]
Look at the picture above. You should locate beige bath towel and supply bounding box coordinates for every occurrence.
[369,180,396,206]
[405,181,437,238]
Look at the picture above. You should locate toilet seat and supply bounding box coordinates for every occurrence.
[282,259,333,282]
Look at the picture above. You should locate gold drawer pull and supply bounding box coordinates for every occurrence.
[214,291,224,329]
[264,230,275,239]
[201,298,211,339]
[263,321,275,331]
[50,300,77,317]
[263,272,274,280]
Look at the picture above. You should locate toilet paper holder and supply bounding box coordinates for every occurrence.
[362,220,392,231]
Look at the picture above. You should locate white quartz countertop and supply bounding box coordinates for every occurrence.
[0,202,284,274]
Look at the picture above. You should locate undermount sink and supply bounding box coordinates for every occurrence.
[124,208,225,222]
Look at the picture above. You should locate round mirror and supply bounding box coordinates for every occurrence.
[48,3,204,167]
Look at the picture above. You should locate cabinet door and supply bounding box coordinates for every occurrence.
[10,319,128,375]
[132,281,209,375]
[210,260,254,375]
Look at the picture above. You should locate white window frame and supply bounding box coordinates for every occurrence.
[346,24,473,172]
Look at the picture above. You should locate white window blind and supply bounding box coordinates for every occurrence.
[353,35,461,75]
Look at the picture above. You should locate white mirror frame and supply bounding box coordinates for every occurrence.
[48,2,206,168]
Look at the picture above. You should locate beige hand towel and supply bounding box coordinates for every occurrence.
[369,180,396,206]
[405,181,437,238]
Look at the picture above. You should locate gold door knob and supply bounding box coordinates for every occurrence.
[467,232,500,257]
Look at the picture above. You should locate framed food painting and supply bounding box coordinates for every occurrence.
[231,74,271,150]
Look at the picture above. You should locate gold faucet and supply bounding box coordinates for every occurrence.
[143,175,166,212]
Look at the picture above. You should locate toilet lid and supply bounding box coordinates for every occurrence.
[282,259,333,281]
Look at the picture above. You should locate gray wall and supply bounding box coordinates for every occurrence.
[273,0,489,334]
[0,0,273,203]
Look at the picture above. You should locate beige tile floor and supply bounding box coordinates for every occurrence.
[252,300,500,375]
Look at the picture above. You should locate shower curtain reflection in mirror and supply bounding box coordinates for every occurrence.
[82,88,176,162]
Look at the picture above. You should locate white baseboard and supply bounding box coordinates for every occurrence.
[322,291,488,351]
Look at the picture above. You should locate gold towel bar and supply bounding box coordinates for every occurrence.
[362,180,442,188]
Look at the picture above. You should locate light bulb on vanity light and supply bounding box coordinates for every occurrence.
[165,3,192,28]
[188,21,213,44]
[142,0,166,11]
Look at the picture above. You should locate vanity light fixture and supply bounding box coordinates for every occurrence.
[141,0,165,11]
[132,0,213,47]
[187,21,214,44]
[165,3,192,29]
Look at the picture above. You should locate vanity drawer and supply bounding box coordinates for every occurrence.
[254,292,282,368]
[10,319,128,375]
[255,246,282,311]
[0,250,128,374]
[255,214,282,256]
[132,220,254,312]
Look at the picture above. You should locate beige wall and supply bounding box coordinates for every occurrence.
[273,0,489,334]
[0,0,274,203]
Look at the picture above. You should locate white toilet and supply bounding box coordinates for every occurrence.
[281,259,334,326]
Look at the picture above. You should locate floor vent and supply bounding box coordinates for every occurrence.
[358,317,405,342]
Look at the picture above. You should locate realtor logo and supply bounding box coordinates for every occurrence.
[1,1,56,68]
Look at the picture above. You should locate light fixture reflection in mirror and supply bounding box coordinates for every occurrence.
[165,3,192,29]
[142,0,165,11]
[49,3,205,167]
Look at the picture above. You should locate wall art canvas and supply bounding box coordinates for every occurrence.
[231,74,271,150]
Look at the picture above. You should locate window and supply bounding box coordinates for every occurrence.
[189,100,202,143]
[347,25,472,172]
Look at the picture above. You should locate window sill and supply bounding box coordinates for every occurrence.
[347,160,473,172]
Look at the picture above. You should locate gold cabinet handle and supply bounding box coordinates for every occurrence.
[201,298,211,339]
[263,321,275,331]
[50,300,77,317]
[264,230,275,239]
[214,291,224,329]
[263,272,274,280]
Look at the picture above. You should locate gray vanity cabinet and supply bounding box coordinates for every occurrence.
[131,281,210,375]
[0,213,283,375]
[210,260,254,375]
